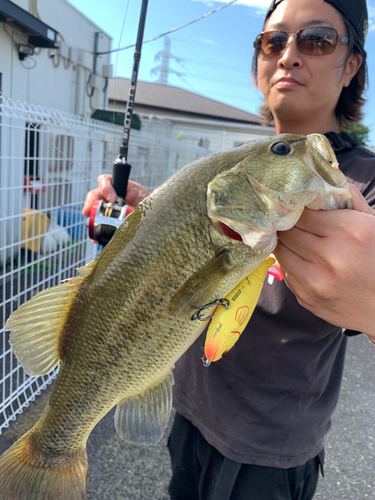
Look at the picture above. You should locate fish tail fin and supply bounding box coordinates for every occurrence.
[0,432,88,500]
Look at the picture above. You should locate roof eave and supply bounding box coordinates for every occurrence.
[0,0,58,48]
[108,99,261,126]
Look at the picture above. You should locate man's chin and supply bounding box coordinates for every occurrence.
[271,100,306,122]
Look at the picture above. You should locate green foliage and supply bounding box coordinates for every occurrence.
[344,123,371,146]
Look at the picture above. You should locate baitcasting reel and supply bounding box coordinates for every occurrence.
[87,157,133,246]
[88,200,133,247]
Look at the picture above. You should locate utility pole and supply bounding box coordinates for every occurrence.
[151,37,184,85]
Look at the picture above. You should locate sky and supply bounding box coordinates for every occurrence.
[68,0,375,145]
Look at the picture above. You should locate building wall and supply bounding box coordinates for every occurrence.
[170,123,272,151]
[108,101,274,153]
[1,0,112,116]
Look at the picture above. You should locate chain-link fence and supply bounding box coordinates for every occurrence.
[0,98,212,434]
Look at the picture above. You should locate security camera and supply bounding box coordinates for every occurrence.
[48,49,57,58]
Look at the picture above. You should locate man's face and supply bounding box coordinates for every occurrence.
[257,0,358,132]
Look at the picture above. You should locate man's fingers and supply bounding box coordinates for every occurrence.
[82,176,150,217]
[349,184,375,215]
[97,174,117,202]
[274,240,312,282]
[295,206,361,237]
[277,226,322,261]
[82,188,101,216]
[125,187,142,206]
[125,180,150,206]
[291,183,375,236]
[82,175,117,216]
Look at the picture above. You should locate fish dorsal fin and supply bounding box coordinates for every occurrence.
[5,272,87,377]
[115,372,174,445]
[168,251,232,319]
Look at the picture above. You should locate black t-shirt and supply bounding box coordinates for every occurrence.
[172,137,375,468]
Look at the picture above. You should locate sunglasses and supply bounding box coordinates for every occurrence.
[254,27,349,59]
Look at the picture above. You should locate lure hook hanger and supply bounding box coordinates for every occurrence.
[191,298,230,322]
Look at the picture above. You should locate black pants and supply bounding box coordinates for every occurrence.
[167,413,324,500]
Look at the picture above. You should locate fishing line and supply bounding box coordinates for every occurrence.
[96,0,239,55]
[0,90,126,204]
[112,0,131,130]
[1,0,240,203]
[0,1,133,203]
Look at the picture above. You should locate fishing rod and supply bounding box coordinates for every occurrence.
[2,0,238,246]
[88,0,149,246]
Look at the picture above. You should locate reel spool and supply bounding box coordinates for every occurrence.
[88,200,133,246]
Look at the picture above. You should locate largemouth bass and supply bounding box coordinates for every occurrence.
[0,134,351,500]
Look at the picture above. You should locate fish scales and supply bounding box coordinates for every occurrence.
[0,134,352,500]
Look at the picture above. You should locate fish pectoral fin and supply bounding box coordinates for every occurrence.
[5,278,84,377]
[168,251,232,319]
[115,372,175,446]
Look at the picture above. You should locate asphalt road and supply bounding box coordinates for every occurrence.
[1,333,374,500]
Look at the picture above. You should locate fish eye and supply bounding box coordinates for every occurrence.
[271,142,291,155]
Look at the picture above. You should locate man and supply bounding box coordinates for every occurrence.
[83,1,375,498]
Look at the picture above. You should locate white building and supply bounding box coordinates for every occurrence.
[0,0,113,116]
[108,78,275,152]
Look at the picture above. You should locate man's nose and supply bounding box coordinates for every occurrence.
[277,35,303,68]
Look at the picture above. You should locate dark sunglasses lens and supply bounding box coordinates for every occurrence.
[297,27,338,55]
[258,31,288,59]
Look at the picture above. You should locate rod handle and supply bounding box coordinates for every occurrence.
[112,158,131,201]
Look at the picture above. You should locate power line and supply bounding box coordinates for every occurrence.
[171,36,251,56]
[189,75,252,87]
[96,0,239,55]
[179,58,250,74]
[177,75,261,106]
[176,66,254,88]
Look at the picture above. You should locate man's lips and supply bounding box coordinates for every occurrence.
[273,77,303,89]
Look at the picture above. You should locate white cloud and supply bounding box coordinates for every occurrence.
[192,0,270,10]
[368,6,375,33]
[190,35,219,45]
[194,0,375,21]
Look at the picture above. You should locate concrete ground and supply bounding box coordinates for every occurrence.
[1,333,375,499]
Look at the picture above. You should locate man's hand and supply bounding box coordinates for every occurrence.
[82,174,150,217]
[274,184,375,338]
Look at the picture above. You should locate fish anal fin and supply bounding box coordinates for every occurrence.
[168,251,232,318]
[115,372,174,446]
[5,278,84,377]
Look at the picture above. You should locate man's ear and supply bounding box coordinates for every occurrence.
[343,54,363,87]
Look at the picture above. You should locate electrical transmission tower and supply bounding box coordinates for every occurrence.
[151,37,184,85]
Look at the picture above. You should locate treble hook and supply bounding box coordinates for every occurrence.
[191,298,230,321]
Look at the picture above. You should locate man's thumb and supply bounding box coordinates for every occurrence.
[349,184,375,215]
